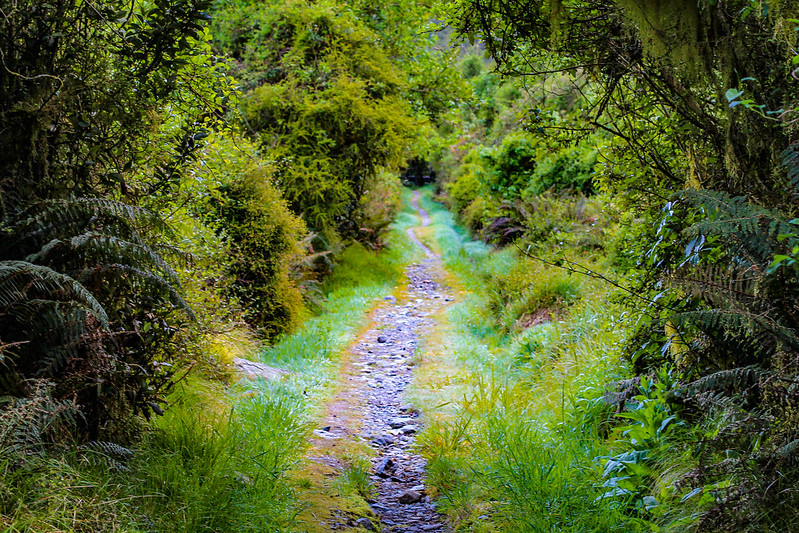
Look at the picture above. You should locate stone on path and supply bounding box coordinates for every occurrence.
[375,457,395,477]
[233,358,290,380]
[312,429,338,439]
[354,517,376,531]
[373,434,395,446]
[398,489,423,504]
[389,417,415,428]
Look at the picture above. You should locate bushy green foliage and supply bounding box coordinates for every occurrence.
[480,132,540,197]
[436,57,602,247]
[203,145,308,340]
[0,0,235,442]
[0,199,193,439]
[214,0,421,243]
[487,260,583,332]
[443,0,799,529]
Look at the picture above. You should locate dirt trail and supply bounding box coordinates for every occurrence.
[302,190,451,532]
[405,192,435,259]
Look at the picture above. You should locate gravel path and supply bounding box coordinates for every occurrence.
[306,190,451,532]
[359,266,450,531]
[360,190,450,532]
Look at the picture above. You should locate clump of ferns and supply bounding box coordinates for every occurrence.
[0,198,193,441]
[0,380,78,459]
[633,183,799,529]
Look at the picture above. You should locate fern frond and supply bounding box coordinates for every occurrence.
[0,261,108,326]
[77,264,194,319]
[670,263,764,310]
[683,366,771,397]
[677,189,793,262]
[1,300,99,377]
[781,142,799,197]
[3,198,175,256]
[78,440,134,471]
[0,380,77,454]
[673,308,799,353]
[25,233,182,289]
[774,438,799,459]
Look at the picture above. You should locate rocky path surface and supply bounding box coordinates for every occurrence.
[362,190,449,532]
[308,190,451,532]
[359,261,450,532]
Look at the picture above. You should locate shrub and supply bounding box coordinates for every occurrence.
[486,257,583,332]
[210,158,307,340]
[527,145,597,196]
[216,0,420,242]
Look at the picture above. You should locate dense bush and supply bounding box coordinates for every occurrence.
[0,0,223,439]
[214,0,421,244]
[211,160,307,340]
[448,0,799,529]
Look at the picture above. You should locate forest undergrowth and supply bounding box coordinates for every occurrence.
[4,0,799,531]
[0,194,419,532]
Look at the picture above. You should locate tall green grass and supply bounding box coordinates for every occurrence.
[413,187,643,531]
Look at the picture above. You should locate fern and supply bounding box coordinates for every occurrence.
[0,261,108,325]
[669,264,763,310]
[681,366,772,397]
[1,197,193,440]
[77,263,194,318]
[0,380,78,457]
[2,198,175,255]
[677,189,794,263]
[78,440,135,472]
[26,233,183,290]
[781,141,799,197]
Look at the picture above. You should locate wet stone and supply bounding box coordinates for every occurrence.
[377,336,388,343]
[375,457,394,477]
[372,435,395,446]
[398,490,423,504]
[389,417,415,429]
[354,517,376,531]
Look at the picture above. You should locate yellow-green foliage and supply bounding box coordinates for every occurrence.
[487,257,583,332]
[445,148,489,214]
[216,0,422,242]
[244,75,417,238]
[217,168,307,340]
[360,169,404,238]
[197,136,308,340]
[616,0,701,72]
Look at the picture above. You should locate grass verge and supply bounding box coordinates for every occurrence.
[409,186,645,532]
